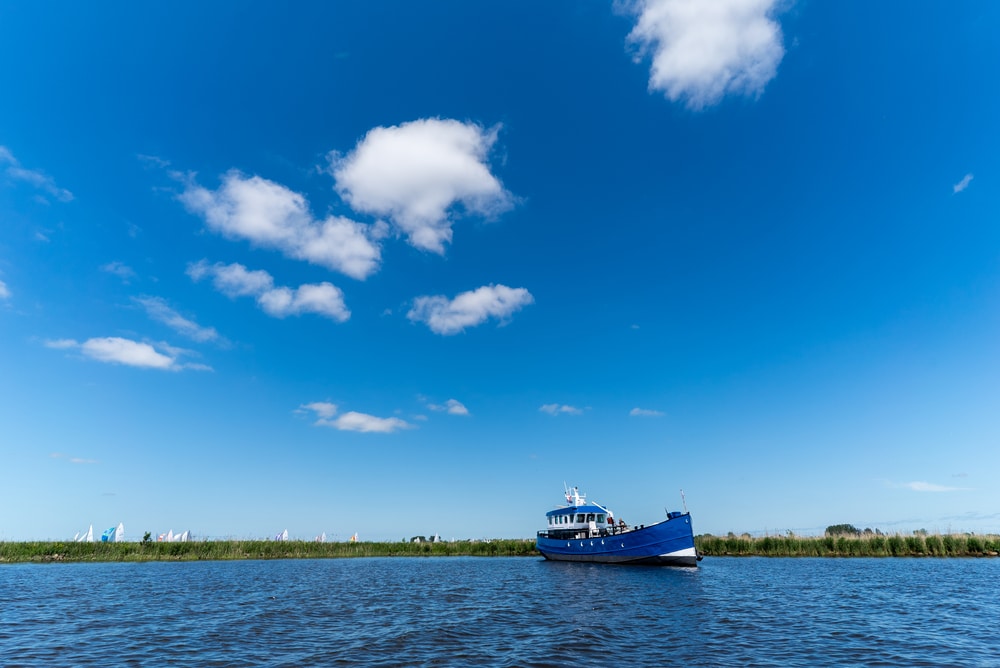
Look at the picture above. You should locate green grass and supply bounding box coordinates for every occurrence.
[695,533,1000,558]
[0,539,540,564]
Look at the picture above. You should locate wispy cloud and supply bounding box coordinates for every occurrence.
[891,480,971,493]
[299,402,412,433]
[188,260,350,322]
[0,279,10,300]
[953,173,973,194]
[540,404,584,416]
[134,295,221,343]
[429,398,470,416]
[330,118,514,254]
[136,153,170,169]
[629,407,664,417]
[626,0,786,110]
[50,452,99,465]
[0,145,74,202]
[45,336,211,371]
[178,171,385,280]
[101,261,136,283]
[408,284,533,335]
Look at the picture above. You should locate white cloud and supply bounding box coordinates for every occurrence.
[134,296,221,343]
[101,261,136,283]
[187,260,350,322]
[429,398,470,415]
[300,402,411,433]
[299,401,338,420]
[50,452,98,465]
[630,407,665,417]
[179,171,384,280]
[953,173,973,194]
[540,404,583,416]
[326,411,412,433]
[330,118,514,254]
[408,284,533,335]
[45,336,208,371]
[903,481,968,493]
[626,0,785,110]
[0,145,74,202]
[0,279,10,300]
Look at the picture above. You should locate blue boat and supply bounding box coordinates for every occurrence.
[536,486,700,566]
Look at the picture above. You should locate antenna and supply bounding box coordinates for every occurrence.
[680,489,688,513]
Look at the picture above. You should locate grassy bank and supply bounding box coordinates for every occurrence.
[0,539,539,564]
[695,533,1000,557]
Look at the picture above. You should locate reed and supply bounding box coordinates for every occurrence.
[695,533,1000,558]
[0,539,540,564]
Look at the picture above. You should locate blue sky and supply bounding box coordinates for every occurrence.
[2,1,999,541]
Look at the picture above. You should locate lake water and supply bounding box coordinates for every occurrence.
[2,556,999,666]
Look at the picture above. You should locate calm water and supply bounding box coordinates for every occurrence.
[2,556,999,666]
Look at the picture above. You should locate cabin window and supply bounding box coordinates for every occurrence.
[587,513,595,522]
[576,514,585,523]
[597,514,605,523]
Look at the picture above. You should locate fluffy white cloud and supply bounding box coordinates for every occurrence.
[408,284,533,335]
[953,173,973,194]
[630,407,665,417]
[540,404,583,416]
[0,279,10,300]
[0,145,74,202]
[627,0,785,110]
[134,296,220,343]
[300,402,411,433]
[179,171,384,280]
[330,118,514,254]
[328,411,411,433]
[45,336,207,371]
[299,401,338,420]
[429,399,470,415]
[188,260,350,322]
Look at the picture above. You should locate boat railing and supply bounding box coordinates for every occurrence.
[538,524,638,540]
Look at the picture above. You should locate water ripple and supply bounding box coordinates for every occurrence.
[2,557,1000,666]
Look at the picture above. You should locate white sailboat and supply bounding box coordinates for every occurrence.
[76,525,94,542]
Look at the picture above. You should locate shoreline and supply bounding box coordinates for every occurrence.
[3,533,1000,563]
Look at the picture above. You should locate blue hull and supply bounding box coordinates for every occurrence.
[536,513,698,566]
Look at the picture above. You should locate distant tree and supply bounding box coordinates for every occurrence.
[825,524,861,536]
[913,528,928,536]
[141,531,152,545]
[863,528,874,535]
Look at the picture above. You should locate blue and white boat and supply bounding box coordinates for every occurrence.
[536,486,700,566]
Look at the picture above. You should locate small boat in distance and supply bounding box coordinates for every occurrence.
[536,486,700,566]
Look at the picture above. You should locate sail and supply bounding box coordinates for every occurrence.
[84,525,93,542]
[278,529,289,541]
[349,532,358,542]
[177,530,190,542]
[315,532,326,543]
[101,526,116,542]
[115,523,125,542]
[166,529,175,542]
